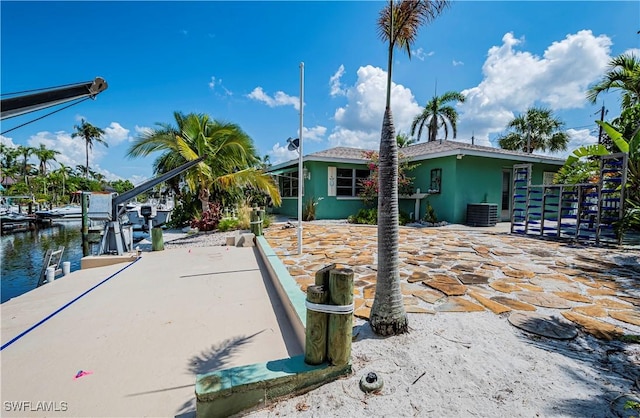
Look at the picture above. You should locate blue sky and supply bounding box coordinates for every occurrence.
[1,1,638,184]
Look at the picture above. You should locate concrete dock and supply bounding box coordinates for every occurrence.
[1,245,302,417]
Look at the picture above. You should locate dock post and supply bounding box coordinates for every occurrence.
[46,267,55,283]
[327,268,354,366]
[81,192,89,256]
[62,261,71,276]
[151,227,164,251]
[304,285,328,365]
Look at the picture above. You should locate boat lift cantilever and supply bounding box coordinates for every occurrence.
[98,156,205,255]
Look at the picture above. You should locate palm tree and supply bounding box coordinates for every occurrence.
[128,111,281,213]
[587,53,640,109]
[51,163,71,200]
[369,0,449,337]
[33,144,60,176]
[497,107,569,154]
[411,91,465,142]
[17,145,34,184]
[396,133,416,148]
[72,119,107,179]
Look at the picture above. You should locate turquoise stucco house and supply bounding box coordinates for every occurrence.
[268,140,564,224]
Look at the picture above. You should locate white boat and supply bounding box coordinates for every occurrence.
[124,197,174,230]
[35,204,82,220]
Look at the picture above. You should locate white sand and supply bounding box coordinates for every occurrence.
[248,312,639,418]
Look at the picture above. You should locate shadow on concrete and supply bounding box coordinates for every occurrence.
[513,315,639,417]
[253,247,304,358]
[173,331,264,417]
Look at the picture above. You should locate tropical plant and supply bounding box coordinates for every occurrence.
[17,145,34,183]
[72,119,107,179]
[358,150,416,206]
[411,91,465,142]
[558,121,640,238]
[587,53,640,109]
[497,107,569,154]
[302,196,323,221]
[33,144,60,176]
[191,202,223,231]
[128,112,281,216]
[396,132,416,148]
[370,0,449,336]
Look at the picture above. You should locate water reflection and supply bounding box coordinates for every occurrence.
[1,221,84,303]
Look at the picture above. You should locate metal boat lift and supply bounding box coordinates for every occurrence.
[98,156,205,255]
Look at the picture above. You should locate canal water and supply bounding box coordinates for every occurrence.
[1,222,85,303]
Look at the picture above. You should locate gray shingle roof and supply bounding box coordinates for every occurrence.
[307,140,565,162]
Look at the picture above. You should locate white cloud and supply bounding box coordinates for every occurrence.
[329,65,346,97]
[458,30,612,146]
[452,60,464,66]
[328,65,422,149]
[269,142,299,165]
[103,122,131,146]
[247,87,299,110]
[411,47,433,61]
[0,135,18,148]
[27,130,93,171]
[301,125,327,142]
[134,125,152,137]
[208,76,217,89]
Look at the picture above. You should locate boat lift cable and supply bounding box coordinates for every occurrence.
[0,97,90,135]
[0,257,140,352]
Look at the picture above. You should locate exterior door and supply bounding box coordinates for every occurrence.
[501,170,511,221]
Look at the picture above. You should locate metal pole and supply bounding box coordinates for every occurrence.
[298,62,304,255]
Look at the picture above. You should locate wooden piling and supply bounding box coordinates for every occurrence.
[250,208,262,236]
[81,192,89,257]
[151,227,164,251]
[327,268,354,366]
[315,263,336,287]
[304,285,328,365]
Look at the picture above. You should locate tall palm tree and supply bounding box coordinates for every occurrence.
[411,91,465,142]
[17,145,34,184]
[33,144,60,176]
[72,119,107,179]
[51,163,71,199]
[370,0,449,336]
[587,53,640,109]
[497,107,569,154]
[128,111,281,213]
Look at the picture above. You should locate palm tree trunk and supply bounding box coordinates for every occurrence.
[199,187,210,212]
[85,141,90,179]
[370,107,408,335]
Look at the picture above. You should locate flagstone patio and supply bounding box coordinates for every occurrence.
[264,223,640,341]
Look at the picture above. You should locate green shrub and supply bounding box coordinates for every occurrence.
[424,201,438,223]
[348,208,410,226]
[218,218,239,232]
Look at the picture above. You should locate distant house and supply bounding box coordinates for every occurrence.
[268,140,565,224]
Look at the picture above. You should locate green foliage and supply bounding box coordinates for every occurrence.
[424,201,438,223]
[348,208,411,226]
[497,107,569,153]
[348,208,378,225]
[110,179,135,194]
[217,218,239,232]
[358,150,416,205]
[168,199,199,228]
[302,196,323,221]
[411,91,465,143]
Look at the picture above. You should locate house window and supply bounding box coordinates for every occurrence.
[543,171,555,185]
[280,171,298,197]
[429,169,442,194]
[336,168,369,197]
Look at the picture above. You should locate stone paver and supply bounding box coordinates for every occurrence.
[264,223,640,341]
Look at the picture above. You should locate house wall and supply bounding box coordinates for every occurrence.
[269,155,561,224]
